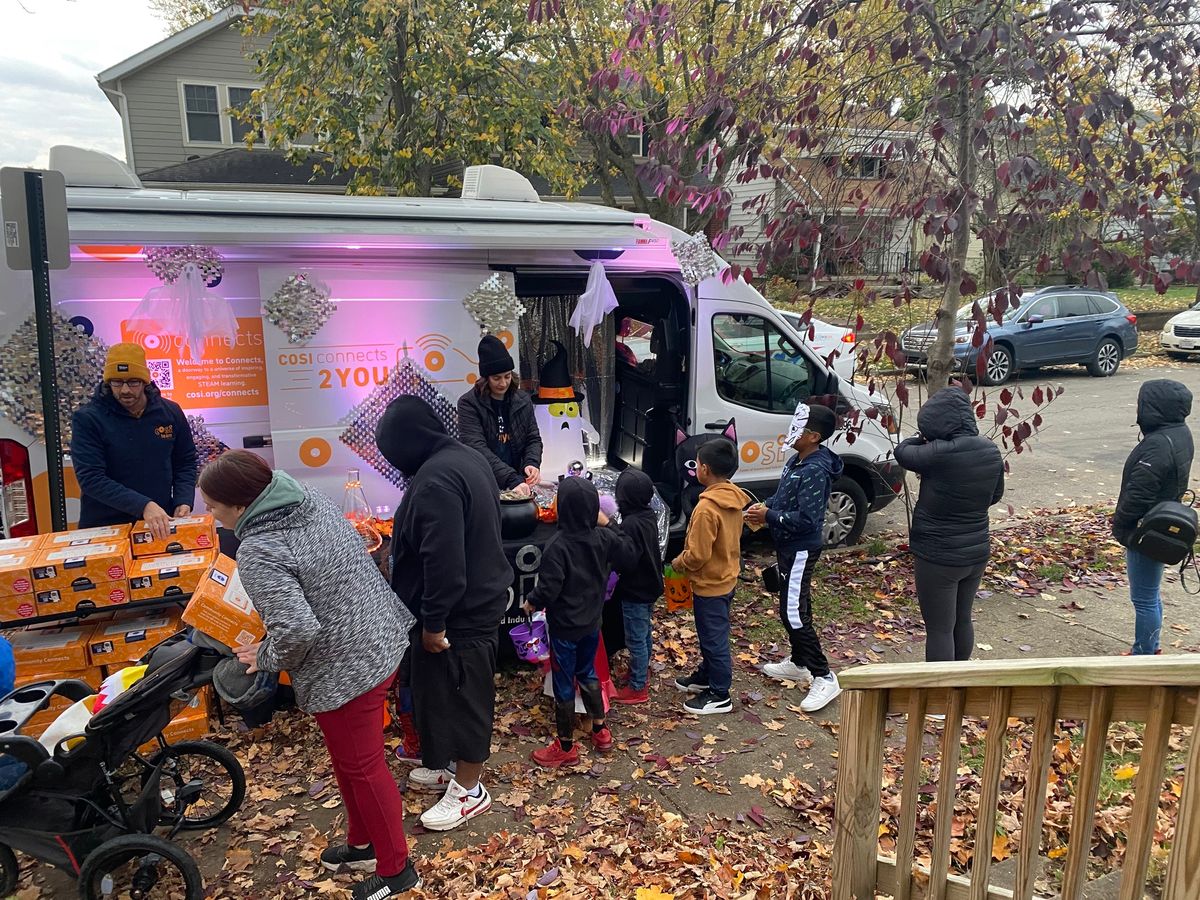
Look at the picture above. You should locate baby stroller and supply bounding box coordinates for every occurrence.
[0,637,245,898]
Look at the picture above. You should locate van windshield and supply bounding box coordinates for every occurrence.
[955,296,1024,323]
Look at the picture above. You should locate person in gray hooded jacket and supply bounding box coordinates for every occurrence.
[895,386,1004,663]
[198,450,420,900]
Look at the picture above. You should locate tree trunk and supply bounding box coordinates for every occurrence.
[926,77,980,393]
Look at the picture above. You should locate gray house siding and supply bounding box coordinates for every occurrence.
[118,23,263,173]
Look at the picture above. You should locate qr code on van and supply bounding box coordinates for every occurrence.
[147,359,173,390]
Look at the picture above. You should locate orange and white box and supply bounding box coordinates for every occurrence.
[34,581,129,616]
[128,552,213,602]
[130,515,216,558]
[181,554,265,649]
[0,594,39,623]
[0,536,44,554]
[0,549,40,598]
[88,611,183,667]
[31,542,131,593]
[43,525,131,547]
[10,624,93,673]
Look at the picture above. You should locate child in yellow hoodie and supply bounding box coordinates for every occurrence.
[670,438,749,715]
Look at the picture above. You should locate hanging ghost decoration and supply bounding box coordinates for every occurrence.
[533,340,599,481]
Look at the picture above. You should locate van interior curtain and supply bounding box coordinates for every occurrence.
[518,296,615,464]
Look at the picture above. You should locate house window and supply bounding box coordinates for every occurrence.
[227,86,262,144]
[858,156,889,178]
[623,129,644,157]
[183,84,221,143]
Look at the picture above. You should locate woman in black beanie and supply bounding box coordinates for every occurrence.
[457,335,544,494]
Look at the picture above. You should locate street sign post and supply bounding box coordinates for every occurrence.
[1,167,71,531]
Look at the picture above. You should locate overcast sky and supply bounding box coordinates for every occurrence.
[0,0,165,168]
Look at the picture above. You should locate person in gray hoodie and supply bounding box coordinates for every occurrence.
[198,451,419,900]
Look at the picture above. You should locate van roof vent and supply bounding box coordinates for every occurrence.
[48,146,142,189]
[461,165,540,203]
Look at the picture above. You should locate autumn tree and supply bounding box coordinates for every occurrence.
[564,0,1200,392]
[147,0,227,32]
[241,1,583,196]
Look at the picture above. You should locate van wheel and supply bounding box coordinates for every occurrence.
[0,844,17,896]
[979,345,1014,385]
[824,477,868,548]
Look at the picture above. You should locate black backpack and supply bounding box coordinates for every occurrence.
[1130,433,1199,588]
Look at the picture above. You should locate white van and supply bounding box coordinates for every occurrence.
[0,148,901,561]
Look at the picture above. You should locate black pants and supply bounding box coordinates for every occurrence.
[777,548,830,678]
[914,557,987,662]
[410,627,498,769]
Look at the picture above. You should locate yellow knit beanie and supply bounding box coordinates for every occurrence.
[103,343,152,383]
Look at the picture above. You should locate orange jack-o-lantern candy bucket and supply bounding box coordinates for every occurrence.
[663,565,693,611]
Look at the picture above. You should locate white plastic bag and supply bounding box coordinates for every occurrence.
[127,263,238,360]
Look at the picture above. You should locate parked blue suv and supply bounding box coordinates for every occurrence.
[900,286,1139,385]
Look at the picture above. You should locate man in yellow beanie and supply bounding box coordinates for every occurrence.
[70,343,197,540]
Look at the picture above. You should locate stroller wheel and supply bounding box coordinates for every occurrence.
[146,740,247,829]
[0,843,17,896]
[78,834,202,900]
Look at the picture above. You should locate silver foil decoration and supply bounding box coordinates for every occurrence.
[264,273,336,345]
[0,312,108,445]
[670,231,721,286]
[145,245,225,285]
[461,273,526,335]
[587,466,670,555]
[187,414,229,471]
[338,356,460,488]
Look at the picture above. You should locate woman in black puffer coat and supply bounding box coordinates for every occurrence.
[895,387,1005,662]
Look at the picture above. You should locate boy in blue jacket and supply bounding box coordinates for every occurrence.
[745,403,842,713]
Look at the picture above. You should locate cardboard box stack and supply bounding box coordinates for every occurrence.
[0,535,45,623]
[1,515,220,742]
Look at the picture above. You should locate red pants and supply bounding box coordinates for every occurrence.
[313,672,408,877]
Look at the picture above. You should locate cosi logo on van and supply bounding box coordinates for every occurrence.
[155,425,174,440]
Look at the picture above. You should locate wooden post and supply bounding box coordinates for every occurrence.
[832,689,889,900]
[930,688,967,900]
[969,688,1012,900]
[1061,687,1113,900]
[1117,686,1172,900]
[1162,693,1200,898]
[1013,687,1059,900]
[894,690,929,900]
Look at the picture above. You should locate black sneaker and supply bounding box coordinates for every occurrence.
[683,689,733,715]
[321,843,375,873]
[674,671,709,694]
[352,861,421,899]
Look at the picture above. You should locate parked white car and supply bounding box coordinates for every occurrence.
[1160,300,1200,359]
[776,309,858,382]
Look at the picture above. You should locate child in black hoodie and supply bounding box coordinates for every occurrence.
[610,470,663,706]
[524,477,632,768]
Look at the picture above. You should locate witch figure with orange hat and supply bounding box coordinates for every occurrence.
[533,341,600,482]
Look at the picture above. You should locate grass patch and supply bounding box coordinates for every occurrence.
[811,581,877,622]
[1037,563,1067,581]
[1115,283,1197,312]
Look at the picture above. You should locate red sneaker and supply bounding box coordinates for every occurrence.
[591,727,614,752]
[612,685,649,706]
[532,739,579,768]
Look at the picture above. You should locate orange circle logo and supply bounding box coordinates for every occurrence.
[299,437,332,468]
[425,351,445,372]
[465,372,478,384]
[498,330,514,349]
[741,441,761,464]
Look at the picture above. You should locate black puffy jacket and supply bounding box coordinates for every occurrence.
[456,385,543,490]
[894,388,1005,566]
[611,469,664,605]
[1112,379,1194,547]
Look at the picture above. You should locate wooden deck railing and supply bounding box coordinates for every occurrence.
[831,656,1200,900]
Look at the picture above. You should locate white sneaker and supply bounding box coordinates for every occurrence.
[800,674,842,713]
[419,779,492,832]
[406,766,454,792]
[762,660,813,684]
